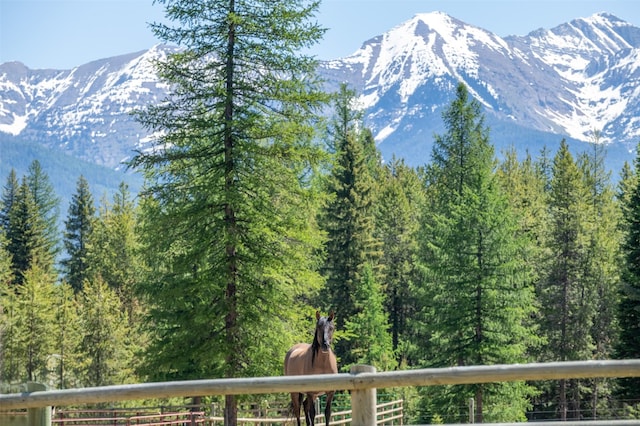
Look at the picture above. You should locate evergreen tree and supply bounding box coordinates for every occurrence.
[0,230,11,288]
[541,139,593,419]
[578,141,621,416]
[131,1,328,423]
[0,169,19,237]
[376,156,424,364]
[615,144,640,401]
[26,160,60,259]
[342,263,396,371]
[62,175,95,293]
[6,178,51,285]
[616,161,635,236]
[320,83,381,366]
[417,83,538,423]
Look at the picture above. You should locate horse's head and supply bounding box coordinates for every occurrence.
[314,310,335,353]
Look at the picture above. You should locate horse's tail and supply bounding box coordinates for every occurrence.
[286,400,294,423]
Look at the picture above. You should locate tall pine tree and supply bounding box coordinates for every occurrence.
[578,140,621,416]
[320,83,381,367]
[26,160,60,260]
[376,156,424,364]
[615,143,640,401]
[541,140,593,419]
[6,178,52,285]
[417,83,538,423]
[132,1,328,423]
[62,175,96,293]
[0,170,19,239]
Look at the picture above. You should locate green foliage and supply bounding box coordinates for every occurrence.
[13,254,56,382]
[342,263,396,371]
[88,182,143,322]
[541,140,593,361]
[6,177,53,285]
[26,160,61,259]
[51,282,82,389]
[0,170,19,240]
[375,157,424,365]
[615,142,640,400]
[0,230,12,286]
[77,276,132,387]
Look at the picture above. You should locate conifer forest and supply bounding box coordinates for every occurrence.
[1,0,640,424]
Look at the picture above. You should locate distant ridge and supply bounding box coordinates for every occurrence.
[1,12,639,195]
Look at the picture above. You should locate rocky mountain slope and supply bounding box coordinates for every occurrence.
[1,12,639,177]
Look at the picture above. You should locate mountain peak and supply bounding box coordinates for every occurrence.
[2,12,640,173]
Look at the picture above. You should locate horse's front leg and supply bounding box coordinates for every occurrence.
[303,395,316,426]
[324,391,335,426]
[291,392,302,426]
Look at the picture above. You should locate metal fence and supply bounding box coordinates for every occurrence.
[1,360,640,426]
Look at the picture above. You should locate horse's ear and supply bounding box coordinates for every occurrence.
[316,310,321,320]
[328,311,335,321]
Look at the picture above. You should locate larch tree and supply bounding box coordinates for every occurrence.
[88,182,143,322]
[14,253,56,382]
[77,276,131,387]
[342,262,396,371]
[417,83,539,423]
[52,281,81,389]
[131,1,328,424]
[0,230,13,380]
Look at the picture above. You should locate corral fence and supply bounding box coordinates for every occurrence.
[46,398,402,426]
[51,410,206,425]
[1,361,640,426]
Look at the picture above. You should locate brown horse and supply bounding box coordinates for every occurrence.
[284,311,338,426]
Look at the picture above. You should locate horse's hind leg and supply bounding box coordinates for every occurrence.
[324,391,335,426]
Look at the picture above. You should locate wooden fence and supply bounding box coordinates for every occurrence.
[206,399,402,425]
[1,360,640,426]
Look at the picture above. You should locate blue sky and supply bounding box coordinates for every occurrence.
[1,0,639,69]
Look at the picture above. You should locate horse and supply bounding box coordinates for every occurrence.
[284,311,338,426]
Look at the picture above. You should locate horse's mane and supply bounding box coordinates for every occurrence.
[311,324,320,366]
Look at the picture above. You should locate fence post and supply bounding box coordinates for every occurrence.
[350,365,376,426]
[26,383,51,426]
[469,398,474,423]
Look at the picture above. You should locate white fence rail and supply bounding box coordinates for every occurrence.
[1,360,640,426]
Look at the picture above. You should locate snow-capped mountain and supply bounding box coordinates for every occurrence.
[0,45,176,170]
[1,12,640,174]
[319,11,640,164]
